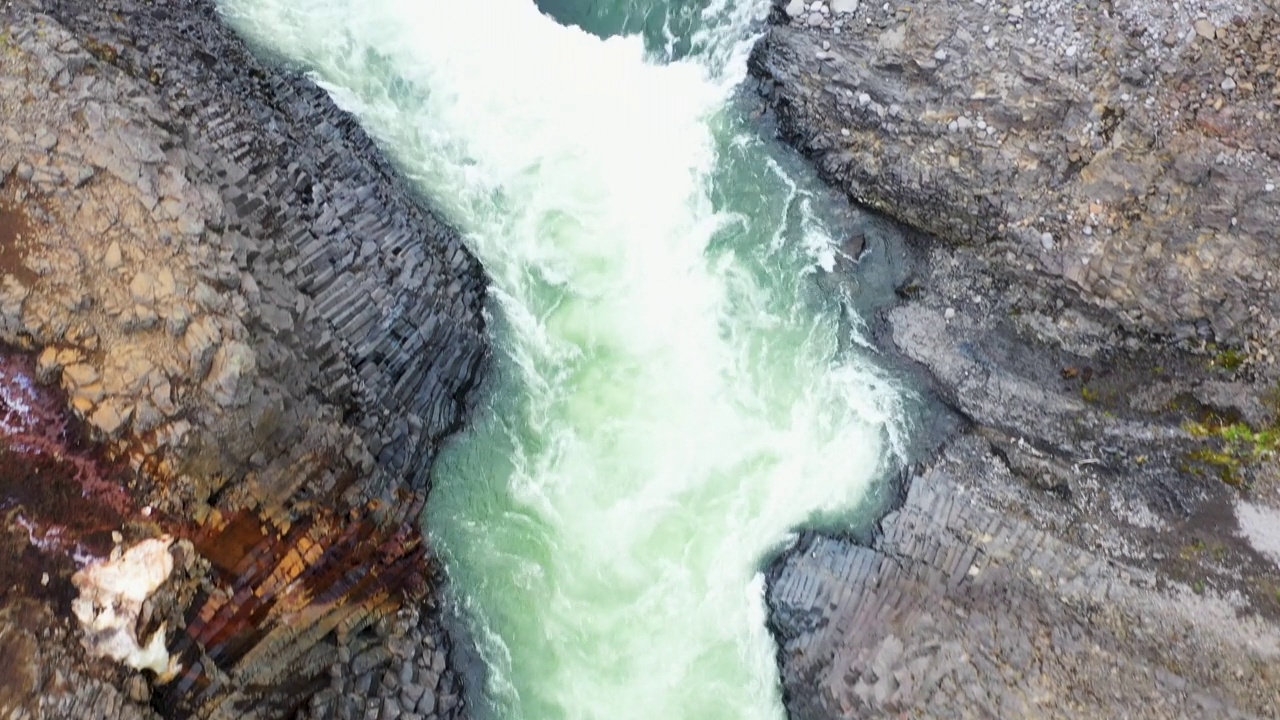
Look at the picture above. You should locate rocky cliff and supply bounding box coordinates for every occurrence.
[753,0,1280,717]
[0,0,486,718]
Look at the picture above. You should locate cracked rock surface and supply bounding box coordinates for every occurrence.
[755,0,1280,717]
[753,0,1280,352]
[0,0,487,718]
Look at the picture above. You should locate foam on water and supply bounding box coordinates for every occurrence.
[216,1,909,718]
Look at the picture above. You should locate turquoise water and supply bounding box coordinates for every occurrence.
[217,2,910,718]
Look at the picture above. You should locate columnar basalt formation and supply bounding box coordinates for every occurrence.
[0,0,487,718]
[754,0,1280,717]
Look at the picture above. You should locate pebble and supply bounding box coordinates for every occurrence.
[1222,77,1237,91]
[944,308,957,320]
[1266,183,1276,193]
[785,0,807,16]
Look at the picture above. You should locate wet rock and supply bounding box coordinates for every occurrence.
[755,0,1280,709]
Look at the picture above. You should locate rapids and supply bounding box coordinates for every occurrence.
[216,1,910,718]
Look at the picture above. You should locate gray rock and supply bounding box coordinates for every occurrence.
[202,341,256,408]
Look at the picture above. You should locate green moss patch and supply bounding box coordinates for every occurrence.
[1183,404,1280,488]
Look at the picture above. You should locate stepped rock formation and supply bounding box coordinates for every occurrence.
[0,0,486,718]
[754,0,1280,717]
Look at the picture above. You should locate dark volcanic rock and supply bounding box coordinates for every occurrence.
[0,0,486,718]
[754,0,1280,717]
[752,0,1280,352]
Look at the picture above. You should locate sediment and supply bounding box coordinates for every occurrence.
[0,0,486,718]
[753,0,1280,716]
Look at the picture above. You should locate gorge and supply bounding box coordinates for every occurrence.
[215,0,916,717]
[2,0,1280,718]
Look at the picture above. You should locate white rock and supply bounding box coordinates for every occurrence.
[1221,77,1237,91]
[785,0,806,17]
[1265,183,1276,193]
[831,0,859,11]
[71,537,178,678]
[944,308,957,320]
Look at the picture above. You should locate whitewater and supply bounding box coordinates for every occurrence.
[217,1,909,718]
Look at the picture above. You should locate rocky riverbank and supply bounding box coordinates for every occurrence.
[0,0,486,718]
[752,0,1280,716]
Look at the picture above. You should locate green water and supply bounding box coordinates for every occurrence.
[217,1,910,718]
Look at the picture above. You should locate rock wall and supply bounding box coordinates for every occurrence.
[0,0,487,717]
[771,440,1280,718]
[753,0,1280,351]
[753,0,1280,717]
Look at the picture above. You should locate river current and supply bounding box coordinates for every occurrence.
[217,1,910,718]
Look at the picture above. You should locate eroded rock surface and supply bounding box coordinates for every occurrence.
[0,0,487,717]
[753,0,1280,350]
[772,441,1280,718]
[754,0,1280,717]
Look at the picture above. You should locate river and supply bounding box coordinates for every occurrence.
[216,1,911,718]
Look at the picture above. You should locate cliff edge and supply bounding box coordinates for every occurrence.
[753,0,1280,716]
[0,0,486,718]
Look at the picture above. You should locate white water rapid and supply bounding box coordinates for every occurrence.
[217,1,909,719]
